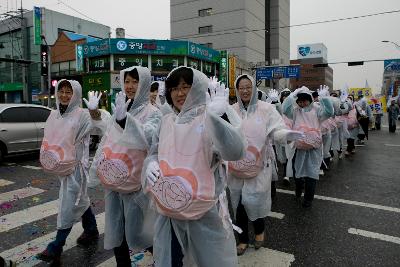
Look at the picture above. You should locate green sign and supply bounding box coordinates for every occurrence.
[82,73,111,92]
[219,50,228,85]
[110,39,188,56]
[203,61,214,77]
[114,55,148,70]
[188,42,220,63]
[0,83,23,92]
[151,55,184,72]
[89,56,110,72]
[33,7,41,45]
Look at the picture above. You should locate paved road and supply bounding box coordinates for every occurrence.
[0,129,399,266]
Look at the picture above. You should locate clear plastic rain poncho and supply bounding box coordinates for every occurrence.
[89,66,162,250]
[142,67,246,267]
[153,81,173,115]
[228,74,290,221]
[40,79,99,229]
[282,87,333,180]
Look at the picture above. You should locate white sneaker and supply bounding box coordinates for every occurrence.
[330,157,334,162]
[338,154,343,160]
[319,170,325,176]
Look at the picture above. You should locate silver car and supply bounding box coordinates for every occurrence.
[0,104,52,161]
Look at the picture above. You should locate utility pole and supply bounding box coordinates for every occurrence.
[20,0,29,103]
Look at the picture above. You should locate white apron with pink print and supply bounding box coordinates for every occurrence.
[97,105,153,193]
[150,114,217,220]
[40,108,82,176]
[346,108,359,129]
[293,105,322,150]
[228,104,267,179]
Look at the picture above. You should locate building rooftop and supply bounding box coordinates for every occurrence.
[63,32,99,43]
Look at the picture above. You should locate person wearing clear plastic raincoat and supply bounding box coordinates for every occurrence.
[228,75,303,256]
[37,80,107,263]
[282,86,334,208]
[152,81,173,115]
[89,66,162,266]
[344,95,361,156]
[143,66,246,267]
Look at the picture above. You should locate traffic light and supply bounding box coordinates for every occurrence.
[41,44,48,76]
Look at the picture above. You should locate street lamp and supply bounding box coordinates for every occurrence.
[382,40,400,50]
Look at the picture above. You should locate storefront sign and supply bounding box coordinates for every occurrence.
[151,55,184,72]
[114,55,148,70]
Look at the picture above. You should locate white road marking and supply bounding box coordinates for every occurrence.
[0,179,14,187]
[277,189,400,213]
[269,211,285,219]
[0,187,45,205]
[384,144,400,147]
[238,247,295,267]
[21,165,42,170]
[354,144,365,147]
[348,228,400,245]
[0,213,105,266]
[0,200,58,233]
[97,247,295,267]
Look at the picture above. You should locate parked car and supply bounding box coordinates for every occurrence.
[0,104,52,162]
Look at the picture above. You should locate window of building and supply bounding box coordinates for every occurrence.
[201,43,213,48]
[199,8,212,17]
[199,25,213,34]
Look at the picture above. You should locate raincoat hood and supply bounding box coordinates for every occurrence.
[55,79,82,115]
[234,74,258,113]
[167,66,208,115]
[119,66,151,112]
[294,86,314,111]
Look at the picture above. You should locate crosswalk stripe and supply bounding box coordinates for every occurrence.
[0,187,45,205]
[21,165,42,170]
[277,189,400,213]
[384,144,400,147]
[0,200,58,233]
[97,247,296,267]
[269,212,285,219]
[348,228,400,245]
[0,212,105,266]
[0,179,14,187]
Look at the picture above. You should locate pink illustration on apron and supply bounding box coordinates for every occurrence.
[293,105,322,150]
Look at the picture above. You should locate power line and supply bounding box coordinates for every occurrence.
[173,9,400,39]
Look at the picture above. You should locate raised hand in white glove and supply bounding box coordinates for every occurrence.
[113,91,131,121]
[318,85,329,97]
[340,90,348,103]
[268,89,279,103]
[207,82,228,116]
[83,91,102,110]
[146,161,160,186]
[208,76,219,92]
[286,130,305,141]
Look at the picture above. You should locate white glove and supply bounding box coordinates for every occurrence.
[340,90,348,103]
[292,88,302,97]
[158,81,166,97]
[208,76,219,92]
[286,130,305,141]
[83,91,102,110]
[113,91,131,121]
[207,82,228,116]
[146,161,160,186]
[317,85,329,97]
[268,89,279,103]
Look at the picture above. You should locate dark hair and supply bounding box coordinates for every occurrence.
[297,93,312,103]
[58,80,72,90]
[257,91,263,100]
[165,67,193,105]
[312,91,319,98]
[124,68,139,81]
[235,75,252,89]
[150,82,159,93]
[280,90,291,103]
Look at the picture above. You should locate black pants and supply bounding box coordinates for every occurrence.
[389,124,396,133]
[113,235,131,267]
[170,222,184,267]
[236,198,265,244]
[295,177,317,202]
[347,138,355,152]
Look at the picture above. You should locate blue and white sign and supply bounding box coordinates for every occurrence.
[297,43,328,60]
[384,59,400,73]
[256,65,300,80]
[116,40,128,51]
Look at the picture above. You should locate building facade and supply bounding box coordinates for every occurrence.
[0,7,110,103]
[289,59,333,91]
[170,0,290,87]
[81,38,220,111]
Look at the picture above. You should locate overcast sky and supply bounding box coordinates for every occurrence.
[3,0,400,93]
